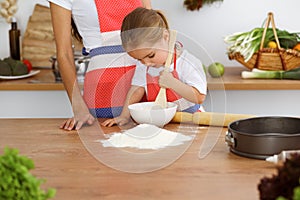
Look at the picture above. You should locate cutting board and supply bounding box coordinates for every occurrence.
[22,4,83,68]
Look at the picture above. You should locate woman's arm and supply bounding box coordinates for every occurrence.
[49,3,95,130]
[49,3,75,99]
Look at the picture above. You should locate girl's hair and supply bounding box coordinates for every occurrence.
[121,7,169,51]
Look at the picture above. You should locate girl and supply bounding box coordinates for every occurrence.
[102,7,207,127]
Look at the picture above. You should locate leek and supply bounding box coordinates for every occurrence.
[224,28,300,62]
[241,67,300,80]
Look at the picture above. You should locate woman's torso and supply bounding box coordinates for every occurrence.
[48,0,114,51]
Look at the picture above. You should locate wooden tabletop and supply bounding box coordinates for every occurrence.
[0,118,276,200]
[1,67,300,90]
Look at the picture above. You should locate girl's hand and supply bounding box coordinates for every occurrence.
[60,113,95,131]
[158,70,176,88]
[101,116,131,127]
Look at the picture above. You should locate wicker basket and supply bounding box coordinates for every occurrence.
[228,12,300,71]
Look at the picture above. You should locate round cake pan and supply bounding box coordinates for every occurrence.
[225,116,300,159]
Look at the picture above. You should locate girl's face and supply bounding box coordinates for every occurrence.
[127,32,170,68]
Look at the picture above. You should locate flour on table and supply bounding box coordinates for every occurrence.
[99,124,193,150]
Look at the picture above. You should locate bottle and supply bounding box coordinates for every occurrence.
[9,17,21,60]
[266,150,300,164]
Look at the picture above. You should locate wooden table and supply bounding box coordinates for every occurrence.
[0,119,276,200]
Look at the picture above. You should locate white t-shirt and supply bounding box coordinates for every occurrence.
[132,49,207,110]
[47,0,103,51]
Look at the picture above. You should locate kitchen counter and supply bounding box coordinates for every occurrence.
[1,67,300,91]
[1,66,300,118]
[0,69,65,91]
[0,118,276,200]
[208,67,300,90]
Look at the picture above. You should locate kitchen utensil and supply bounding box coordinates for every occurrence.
[154,30,177,109]
[50,51,90,82]
[226,116,300,159]
[128,102,177,127]
[171,112,256,127]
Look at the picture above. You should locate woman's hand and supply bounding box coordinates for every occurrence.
[60,113,95,131]
[101,116,131,127]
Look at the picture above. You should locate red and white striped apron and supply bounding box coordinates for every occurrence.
[146,50,201,113]
[83,0,143,118]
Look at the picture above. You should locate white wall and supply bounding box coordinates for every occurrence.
[151,0,300,66]
[1,0,299,66]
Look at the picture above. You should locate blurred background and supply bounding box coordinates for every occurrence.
[0,0,299,67]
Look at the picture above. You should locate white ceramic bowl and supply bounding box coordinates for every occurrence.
[128,102,178,127]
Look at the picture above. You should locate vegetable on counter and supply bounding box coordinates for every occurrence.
[241,67,300,80]
[224,27,300,62]
[0,57,29,76]
[294,43,300,51]
[0,147,56,200]
[258,153,300,200]
[22,59,32,73]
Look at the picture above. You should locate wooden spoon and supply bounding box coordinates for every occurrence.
[153,30,177,109]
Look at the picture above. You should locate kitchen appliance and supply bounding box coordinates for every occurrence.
[226,116,300,159]
[50,51,90,82]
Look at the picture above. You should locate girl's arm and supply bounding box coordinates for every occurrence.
[101,85,145,127]
[158,71,206,104]
[49,3,95,130]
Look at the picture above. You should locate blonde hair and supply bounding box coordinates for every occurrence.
[121,7,169,51]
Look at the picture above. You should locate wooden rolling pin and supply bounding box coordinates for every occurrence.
[171,112,257,127]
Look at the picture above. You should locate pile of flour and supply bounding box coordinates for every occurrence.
[100,124,193,150]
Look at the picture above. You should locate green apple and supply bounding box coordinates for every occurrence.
[208,62,225,78]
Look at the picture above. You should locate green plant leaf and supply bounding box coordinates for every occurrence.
[0,147,56,200]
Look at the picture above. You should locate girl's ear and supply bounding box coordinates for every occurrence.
[163,29,170,42]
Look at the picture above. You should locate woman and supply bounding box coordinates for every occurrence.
[48,0,151,130]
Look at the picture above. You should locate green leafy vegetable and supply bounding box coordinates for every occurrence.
[224,28,300,62]
[241,67,300,80]
[0,57,28,76]
[258,153,300,200]
[276,185,300,200]
[0,147,56,200]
